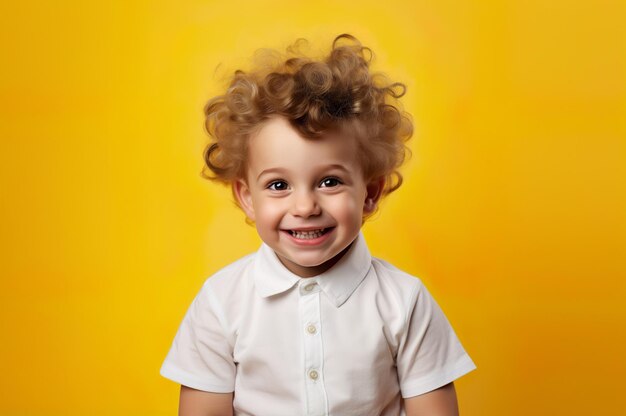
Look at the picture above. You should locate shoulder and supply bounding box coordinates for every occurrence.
[370,257,424,304]
[184,251,259,333]
[199,252,257,300]
[356,257,429,328]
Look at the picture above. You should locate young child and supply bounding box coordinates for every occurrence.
[160,34,476,416]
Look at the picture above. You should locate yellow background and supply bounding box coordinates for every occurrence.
[1,0,625,414]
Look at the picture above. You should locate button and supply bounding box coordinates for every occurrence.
[306,324,317,334]
[304,283,316,292]
[308,370,319,380]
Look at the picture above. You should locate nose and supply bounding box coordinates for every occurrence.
[290,190,321,218]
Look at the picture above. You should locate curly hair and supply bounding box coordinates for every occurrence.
[201,34,413,198]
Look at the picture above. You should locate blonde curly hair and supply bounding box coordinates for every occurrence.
[201,34,413,198]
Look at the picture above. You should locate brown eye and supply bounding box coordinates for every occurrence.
[268,181,289,191]
[320,177,341,188]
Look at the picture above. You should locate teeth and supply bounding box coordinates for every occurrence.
[290,229,325,239]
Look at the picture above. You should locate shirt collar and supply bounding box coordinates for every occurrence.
[252,232,372,308]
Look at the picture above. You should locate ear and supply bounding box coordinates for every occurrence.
[233,179,256,222]
[363,177,386,214]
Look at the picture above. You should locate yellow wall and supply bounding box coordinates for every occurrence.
[1,1,624,414]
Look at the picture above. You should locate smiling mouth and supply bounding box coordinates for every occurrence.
[287,228,332,240]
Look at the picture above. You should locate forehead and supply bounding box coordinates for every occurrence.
[246,117,363,172]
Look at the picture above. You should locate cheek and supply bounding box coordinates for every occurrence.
[253,199,285,227]
[327,195,363,224]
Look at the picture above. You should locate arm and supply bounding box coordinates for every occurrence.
[179,385,234,416]
[403,382,459,416]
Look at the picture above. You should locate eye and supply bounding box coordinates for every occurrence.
[267,180,289,191]
[319,177,342,188]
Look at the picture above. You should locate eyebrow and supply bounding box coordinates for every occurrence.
[256,164,351,181]
[256,168,286,181]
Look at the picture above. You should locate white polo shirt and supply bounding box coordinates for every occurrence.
[160,233,476,415]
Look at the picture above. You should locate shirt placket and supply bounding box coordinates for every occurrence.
[298,279,328,416]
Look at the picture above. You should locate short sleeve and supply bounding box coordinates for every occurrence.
[160,283,236,393]
[396,281,476,398]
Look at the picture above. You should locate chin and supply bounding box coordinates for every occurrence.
[289,256,331,268]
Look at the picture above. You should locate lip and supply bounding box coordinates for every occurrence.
[282,226,331,232]
[281,227,335,246]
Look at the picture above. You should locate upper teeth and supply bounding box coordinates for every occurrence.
[291,229,325,239]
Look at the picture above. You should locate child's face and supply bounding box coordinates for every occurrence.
[234,117,381,277]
